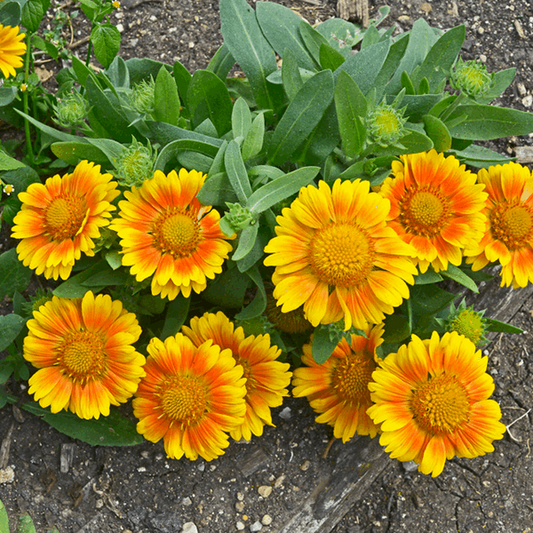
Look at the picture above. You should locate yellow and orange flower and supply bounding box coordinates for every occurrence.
[12,161,119,280]
[24,291,145,420]
[292,323,385,441]
[0,25,26,79]
[133,333,247,461]
[367,331,506,477]
[264,178,417,330]
[464,162,533,288]
[110,169,234,300]
[380,150,487,273]
[182,312,292,441]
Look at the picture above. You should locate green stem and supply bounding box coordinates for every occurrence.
[440,92,468,123]
[86,23,96,66]
[22,33,34,163]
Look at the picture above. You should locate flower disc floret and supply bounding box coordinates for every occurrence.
[380,150,488,273]
[181,312,292,441]
[367,331,506,477]
[464,162,533,288]
[110,169,234,300]
[23,291,145,419]
[0,25,26,79]
[133,333,247,461]
[293,324,384,442]
[264,178,417,330]
[12,161,119,280]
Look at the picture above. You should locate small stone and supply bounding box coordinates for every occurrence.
[149,15,157,22]
[250,521,262,532]
[479,54,487,63]
[273,474,286,488]
[95,499,104,509]
[522,95,533,107]
[237,492,245,501]
[183,497,193,506]
[279,407,291,420]
[197,463,205,472]
[116,23,124,33]
[236,502,245,512]
[398,15,410,22]
[402,460,418,472]
[137,466,146,473]
[0,467,15,484]
[236,523,245,531]
[258,485,272,498]
[300,460,310,471]
[140,451,150,459]
[182,523,198,533]
[518,83,527,96]
[189,42,195,48]
[477,27,484,34]
[261,515,272,526]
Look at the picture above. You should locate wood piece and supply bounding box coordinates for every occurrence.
[60,443,77,474]
[0,423,14,469]
[337,0,369,26]
[515,146,533,164]
[275,436,388,532]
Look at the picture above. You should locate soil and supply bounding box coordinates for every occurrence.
[2,1,533,533]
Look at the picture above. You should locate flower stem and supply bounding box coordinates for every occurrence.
[440,92,468,123]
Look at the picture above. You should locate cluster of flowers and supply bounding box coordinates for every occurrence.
[13,149,530,475]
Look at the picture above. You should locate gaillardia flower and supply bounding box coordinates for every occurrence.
[264,178,417,330]
[0,25,26,79]
[367,331,505,477]
[182,312,292,441]
[24,291,145,419]
[133,333,247,461]
[380,150,487,273]
[464,162,533,288]
[110,169,233,300]
[12,161,119,280]
[292,323,385,441]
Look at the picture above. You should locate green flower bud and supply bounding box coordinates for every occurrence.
[366,102,407,147]
[113,138,155,188]
[445,300,488,347]
[224,203,255,231]
[130,78,155,115]
[53,91,90,128]
[451,58,494,98]
[22,289,54,316]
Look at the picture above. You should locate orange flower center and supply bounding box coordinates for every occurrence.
[410,373,471,435]
[152,210,201,257]
[331,352,375,405]
[310,223,374,287]
[490,202,533,250]
[44,196,89,241]
[159,375,208,426]
[399,188,451,237]
[59,330,106,383]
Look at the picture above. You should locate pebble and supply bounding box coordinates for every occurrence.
[479,54,487,63]
[116,23,124,33]
[258,485,272,498]
[250,521,263,532]
[236,501,245,512]
[279,407,291,420]
[300,460,310,471]
[183,497,192,506]
[522,95,533,107]
[518,82,527,96]
[181,523,198,533]
[274,474,286,488]
[236,523,245,531]
[261,515,272,526]
[0,466,14,484]
[402,460,418,472]
[237,492,244,501]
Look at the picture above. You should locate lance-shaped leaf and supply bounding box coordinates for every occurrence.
[335,71,367,157]
[256,1,317,71]
[51,142,110,165]
[220,0,278,110]
[423,114,452,152]
[247,166,320,214]
[267,69,334,165]
[233,223,259,262]
[225,140,252,203]
[206,43,235,80]
[197,172,238,206]
[155,139,219,171]
[232,97,252,140]
[299,19,329,66]
[154,66,180,125]
[242,112,265,161]
[311,325,338,364]
[440,264,479,293]
[235,266,267,320]
[281,48,303,101]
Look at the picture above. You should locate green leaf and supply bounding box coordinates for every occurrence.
[154,66,180,126]
[105,251,122,270]
[225,140,252,202]
[91,23,120,69]
[31,34,58,60]
[414,269,443,285]
[145,120,223,148]
[21,0,50,33]
[173,60,192,109]
[52,260,105,298]
[71,56,95,87]
[411,285,457,317]
[0,314,25,352]
[105,56,130,88]
[401,94,442,122]
[51,141,109,165]
[15,110,85,143]
[319,43,345,71]
[423,114,452,152]
[448,104,533,140]
[360,24,381,49]
[450,144,512,169]
[206,43,235,80]
[242,112,265,161]
[154,139,219,172]
[0,1,22,27]
[485,318,523,335]
[202,265,250,309]
[125,58,172,86]
[233,223,259,262]
[82,268,128,287]
[299,19,329,65]
[315,18,362,59]
[335,39,390,96]
[235,266,267,320]
[197,172,238,206]
[476,68,516,104]
[0,498,9,533]
[440,264,479,293]
[268,69,334,165]
[373,34,409,100]
[311,325,338,364]
[21,403,143,446]
[220,0,278,110]
[85,138,125,167]
[236,224,270,273]
[281,48,303,101]
[413,25,465,92]
[372,128,433,156]
[247,166,319,214]
[177,152,213,173]
[0,249,32,299]
[187,69,232,136]
[335,71,367,157]
[382,313,411,344]
[256,1,317,71]
[0,86,17,107]
[0,150,25,171]
[161,296,190,340]
[232,97,252,140]
[401,70,416,95]
[18,513,37,533]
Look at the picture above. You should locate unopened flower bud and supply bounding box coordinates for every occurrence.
[130,78,155,115]
[113,138,155,188]
[53,91,90,128]
[366,103,407,147]
[224,203,255,231]
[451,58,493,98]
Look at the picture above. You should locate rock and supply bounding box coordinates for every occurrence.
[236,523,245,531]
[522,95,533,107]
[402,460,418,472]
[0,466,15,484]
[236,501,245,512]
[250,521,262,532]
[300,460,310,471]
[182,497,192,506]
[261,515,272,526]
[258,485,272,498]
[181,523,198,533]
